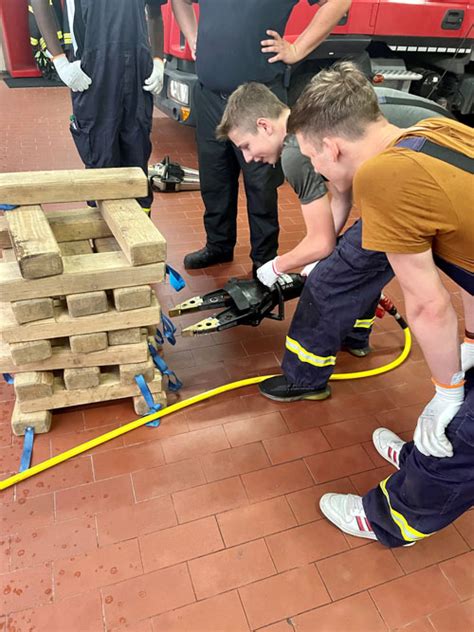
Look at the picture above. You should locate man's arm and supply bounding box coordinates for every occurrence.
[170,0,197,59]
[262,0,352,64]
[147,2,165,58]
[31,0,63,56]
[387,250,461,383]
[31,0,91,91]
[277,195,337,273]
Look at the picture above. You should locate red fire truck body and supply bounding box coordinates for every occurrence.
[156,0,473,124]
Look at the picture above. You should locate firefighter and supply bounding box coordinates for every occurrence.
[170,0,352,273]
[286,61,473,545]
[30,0,167,213]
[216,79,454,401]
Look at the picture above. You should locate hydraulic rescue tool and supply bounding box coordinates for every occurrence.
[169,273,305,335]
[149,156,200,192]
[169,275,408,336]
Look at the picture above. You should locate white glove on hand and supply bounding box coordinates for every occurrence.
[461,339,474,372]
[301,260,319,277]
[414,372,465,458]
[143,58,164,94]
[257,257,282,287]
[53,55,91,92]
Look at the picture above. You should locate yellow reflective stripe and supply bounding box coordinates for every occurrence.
[57,30,63,39]
[380,477,431,542]
[285,336,336,368]
[63,34,72,44]
[353,317,376,329]
[30,37,39,45]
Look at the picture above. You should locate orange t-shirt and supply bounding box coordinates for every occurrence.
[354,117,474,272]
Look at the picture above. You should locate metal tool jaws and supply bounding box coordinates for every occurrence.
[170,274,306,336]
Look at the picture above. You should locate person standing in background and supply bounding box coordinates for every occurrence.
[170,0,352,273]
[31,0,167,214]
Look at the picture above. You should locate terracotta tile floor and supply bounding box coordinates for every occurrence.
[0,80,472,632]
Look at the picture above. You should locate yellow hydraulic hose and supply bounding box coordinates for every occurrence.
[0,327,411,491]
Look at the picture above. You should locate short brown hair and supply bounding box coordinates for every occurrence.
[216,82,288,140]
[288,62,382,143]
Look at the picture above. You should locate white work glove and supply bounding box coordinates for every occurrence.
[53,54,91,92]
[461,339,474,372]
[301,260,319,277]
[143,57,164,95]
[257,257,282,287]
[414,372,465,458]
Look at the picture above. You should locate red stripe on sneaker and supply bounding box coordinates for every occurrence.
[356,515,365,532]
[393,450,398,465]
[364,517,372,531]
[388,447,393,460]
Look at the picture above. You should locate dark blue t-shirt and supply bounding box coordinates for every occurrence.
[195,0,320,94]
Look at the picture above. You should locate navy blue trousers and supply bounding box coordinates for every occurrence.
[71,46,154,209]
[282,220,394,388]
[364,371,474,547]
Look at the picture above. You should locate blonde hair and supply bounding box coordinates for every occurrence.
[216,82,288,140]
[288,62,382,143]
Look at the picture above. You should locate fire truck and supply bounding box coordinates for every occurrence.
[155,0,473,125]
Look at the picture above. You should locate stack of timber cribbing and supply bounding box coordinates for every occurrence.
[0,168,168,436]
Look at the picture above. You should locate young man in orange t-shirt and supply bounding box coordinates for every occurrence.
[288,62,473,547]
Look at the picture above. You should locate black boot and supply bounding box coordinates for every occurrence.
[184,246,233,270]
[343,345,372,357]
[259,375,331,402]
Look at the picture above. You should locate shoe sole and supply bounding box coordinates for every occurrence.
[260,390,331,403]
[372,429,400,469]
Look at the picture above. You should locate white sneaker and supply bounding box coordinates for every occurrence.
[319,493,377,540]
[372,428,406,469]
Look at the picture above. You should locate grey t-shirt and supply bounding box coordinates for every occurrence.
[280,87,450,205]
[281,134,327,205]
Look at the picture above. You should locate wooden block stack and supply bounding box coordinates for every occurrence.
[0,168,168,435]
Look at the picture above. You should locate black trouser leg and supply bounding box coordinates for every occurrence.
[119,50,154,209]
[236,153,283,264]
[194,82,240,254]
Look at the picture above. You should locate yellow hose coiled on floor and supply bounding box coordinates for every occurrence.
[0,327,411,491]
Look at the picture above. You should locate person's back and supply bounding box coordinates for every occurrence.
[373,86,454,127]
[195,0,303,94]
[356,117,474,278]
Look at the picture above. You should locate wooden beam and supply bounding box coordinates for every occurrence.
[18,370,164,413]
[0,168,148,205]
[59,240,93,256]
[99,199,167,265]
[0,252,165,301]
[0,208,112,249]
[0,337,149,373]
[5,205,63,279]
[1,294,161,343]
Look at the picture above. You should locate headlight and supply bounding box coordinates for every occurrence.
[168,80,189,105]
